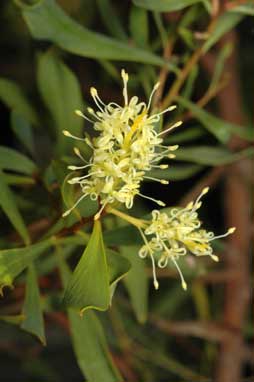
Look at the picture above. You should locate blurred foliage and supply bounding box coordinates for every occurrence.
[0,1,253,381]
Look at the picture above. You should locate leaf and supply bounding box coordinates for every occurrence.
[0,78,38,125]
[230,4,254,16]
[0,238,52,291]
[19,0,178,73]
[107,249,131,302]
[129,5,149,47]
[96,0,127,40]
[21,263,46,345]
[166,126,205,144]
[176,96,254,142]
[146,164,203,181]
[132,0,203,12]
[63,221,110,313]
[121,246,148,323]
[104,224,141,247]
[203,12,244,53]
[0,146,37,175]
[0,314,25,325]
[10,112,35,156]
[58,255,122,382]
[0,170,30,245]
[173,146,254,166]
[37,51,83,153]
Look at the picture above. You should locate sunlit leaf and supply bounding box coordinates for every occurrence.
[122,246,148,323]
[58,255,122,382]
[37,51,83,153]
[0,78,38,125]
[63,221,110,313]
[0,170,30,245]
[18,0,178,72]
[21,263,46,345]
[0,146,37,175]
[0,238,52,291]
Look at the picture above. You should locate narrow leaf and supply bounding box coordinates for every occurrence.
[129,5,149,47]
[37,51,83,153]
[174,146,254,166]
[19,0,178,72]
[133,0,203,12]
[63,221,110,313]
[0,78,38,125]
[0,238,52,291]
[0,170,30,245]
[10,112,35,156]
[0,314,25,325]
[96,0,127,40]
[21,263,46,345]
[122,246,148,323]
[146,164,203,181]
[0,146,37,175]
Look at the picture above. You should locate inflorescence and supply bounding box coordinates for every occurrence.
[62,69,181,219]
[62,70,235,290]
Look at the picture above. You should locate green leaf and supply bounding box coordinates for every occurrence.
[0,78,38,125]
[129,5,149,47]
[58,255,122,382]
[0,170,30,245]
[21,263,46,345]
[230,4,254,16]
[63,221,110,313]
[37,51,83,153]
[104,224,141,247]
[0,314,25,325]
[166,126,205,144]
[177,96,254,142]
[203,12,244,53]
[174,146,254,166]
[0,238,52,291]
[133,0,203,12]
[121,246,148,323]
[19,0,178,73]
[96,0,127,40]
[10,112,35,156]
[146,164,203,181]
[0,146,37,175]
[107,249,131,302]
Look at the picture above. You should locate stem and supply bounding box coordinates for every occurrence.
[106,207,147,229]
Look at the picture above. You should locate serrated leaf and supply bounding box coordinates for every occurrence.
[37,51,83,153]
[121,246,148,323]
[10,112,35,156]
[0,238,52,291]
[21,263,46,345]
[133,0,203,12]
[0,170,30,245]
[0,78,38,125]
[173,146,254,165]
[63,221,110,313]
[18,0,178,73]
[58,255,122,382]
[0,146,37,175]
[177,96,254,142]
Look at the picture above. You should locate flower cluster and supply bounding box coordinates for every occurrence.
[138,187,235,290]
[62,70,181,218]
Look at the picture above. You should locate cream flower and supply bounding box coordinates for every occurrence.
[62,70,182,219]
[138,187,235,290]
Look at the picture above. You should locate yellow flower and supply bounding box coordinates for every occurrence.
[62,70,181,219]
[138,187,235,290]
